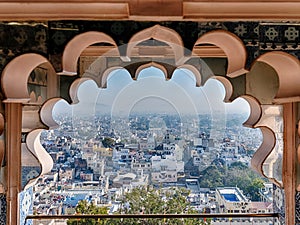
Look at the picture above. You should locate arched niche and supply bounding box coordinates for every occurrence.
[135,62,168,81]
[193,30,248,78]
[1,53,50,103]
[246,61,279,105]
[60,31,119,75]
[124,61,176,81]
[0,54,59,131]
[126,25,185,65]
[255,51,300,103]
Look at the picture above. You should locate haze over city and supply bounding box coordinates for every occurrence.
[54,67,250,119]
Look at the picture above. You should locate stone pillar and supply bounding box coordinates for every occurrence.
[283,102,297,225]
[5,103,22,225]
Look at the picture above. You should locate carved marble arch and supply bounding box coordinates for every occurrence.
[2,26,299,192]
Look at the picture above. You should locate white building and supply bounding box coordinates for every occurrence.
[151,155,184,183]
[216,187,250,213]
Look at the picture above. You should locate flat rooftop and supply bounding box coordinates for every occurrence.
[217,187,248,202]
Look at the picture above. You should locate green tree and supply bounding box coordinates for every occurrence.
[118,186,210,225]
[245,178,264,201]
[199,165,225,188]
[67,187,211,225]
[199,161,266,201]
[226,163,265,201]
[102,137,115,148]
[67,200,108,225]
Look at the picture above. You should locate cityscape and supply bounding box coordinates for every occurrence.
[29,68,276,224]
[31,108,276,224]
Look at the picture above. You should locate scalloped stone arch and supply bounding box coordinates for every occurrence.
[25,129,54,181]
[101,66,125,88]
[176,64,202,87]
[251,126,277,184]
[255,51,300,103]
[40,98,63,130]
[193,30,248,78]
[205,77,262,127]
[240,95,262,128]
[69,77,95,104]
[126,25,185,65]
[135,62,168,80]
[213,76,233,103]
[3,25,288,206]
[1,53,50,103]
[22,143,42,189]
[60,31,119,75]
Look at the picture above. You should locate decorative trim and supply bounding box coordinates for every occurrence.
[296,192,300,223]
[0,194,6,225]
[0,2,129,21]
[183,2,300,21]
[19,187,33,225]
[0,1,300,21]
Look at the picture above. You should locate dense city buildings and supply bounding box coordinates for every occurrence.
[31,111,274,224]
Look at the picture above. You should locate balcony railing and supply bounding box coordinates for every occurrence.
[27,213,279,224]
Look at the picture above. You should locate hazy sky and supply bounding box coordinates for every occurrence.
[54,67,250,118]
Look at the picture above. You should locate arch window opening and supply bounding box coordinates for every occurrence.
[32,62,274,224]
